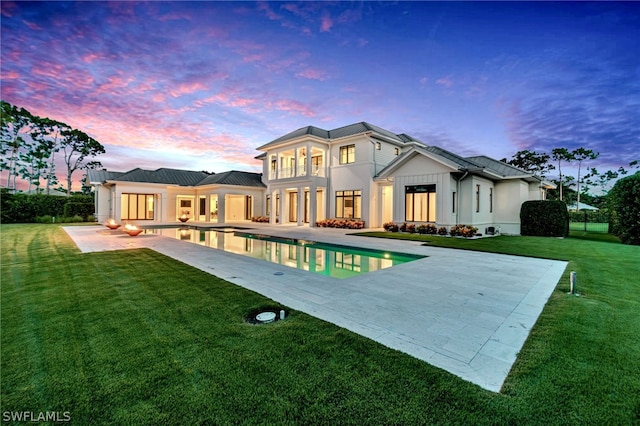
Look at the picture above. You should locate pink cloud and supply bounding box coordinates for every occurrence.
[296,67,328,81]
[168,81,208,98]
[320,13,333,32]
[272,99,315,117]
[95,75,134,95]
[2,71,20,79]
[23,20,41,30]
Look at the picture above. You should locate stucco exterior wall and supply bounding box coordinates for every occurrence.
[495,179,530,234]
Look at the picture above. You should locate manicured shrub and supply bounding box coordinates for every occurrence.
[449,224,479,238]
[416,223,437,234]
[437,226,448,236]
[608,172,640,245]
[251,216,270,223]
[406,223,416,233]
[520,200,569,237]
[399,222,407,232]
[36,215,53,224]
[64,201,95,219]
[315,218,365,229]
[383,222,399,232]
[0,190,94,223]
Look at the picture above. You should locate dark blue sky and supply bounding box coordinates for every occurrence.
[2,1,638,186]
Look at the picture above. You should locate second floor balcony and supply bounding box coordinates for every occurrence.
[269,165,326,180]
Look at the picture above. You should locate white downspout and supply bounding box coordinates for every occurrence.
[455,170,469,225]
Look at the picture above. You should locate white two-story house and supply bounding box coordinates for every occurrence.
[256,122,554,234]
[88,121,553,234]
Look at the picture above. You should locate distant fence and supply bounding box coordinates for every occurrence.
[569,211,609,233]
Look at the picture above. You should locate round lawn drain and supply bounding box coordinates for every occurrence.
[244,306,288,324]
[256,312,276,323]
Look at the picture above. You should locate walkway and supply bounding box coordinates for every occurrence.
[63,224,567,392]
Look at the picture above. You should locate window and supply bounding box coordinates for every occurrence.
[452,192,456,214]
[476,184,480,213]
[311,155,322,175]
[489,188,493,213]
[376,142,381,150]
[339,144,355,164]
[394,147,399,156]
[245,195,252,220]
[266,195,271,216]
[199,196,206,216]
[335,190,362,219]
[121,193,154,220]
[405,185,436,222]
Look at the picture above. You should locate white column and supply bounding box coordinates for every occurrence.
[270,190,277,224]
[277,189,284,224]
[297,188,304,226]
[309,184,317,227]
[217,193,226,224]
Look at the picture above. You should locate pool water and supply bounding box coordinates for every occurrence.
[144,226,424,279]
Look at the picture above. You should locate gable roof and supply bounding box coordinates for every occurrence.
[376,145,482,178]
[257,121,422,150]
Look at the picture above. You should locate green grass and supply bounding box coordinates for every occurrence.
[2,225,639,424]
[569,222,609,233]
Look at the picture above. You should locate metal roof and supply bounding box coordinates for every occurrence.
[87,169,125,183]
[259,121,422,149]
[89,167,263,188]
[420,146,482,170]
[197,170,265,188]
[465,155,531,177]
[113,168,210,186]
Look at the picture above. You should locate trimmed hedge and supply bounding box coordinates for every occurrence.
[0,190,94,223]
[520,200,569,237]
[608,172,640,245]
[64,201,95,219]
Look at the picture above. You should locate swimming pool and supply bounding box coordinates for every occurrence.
[142,226,424,279]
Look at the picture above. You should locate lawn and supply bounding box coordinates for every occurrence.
[1,225,639,425]
[569,222,609,233]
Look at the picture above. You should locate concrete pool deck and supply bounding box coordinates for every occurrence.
[63,224,567,392]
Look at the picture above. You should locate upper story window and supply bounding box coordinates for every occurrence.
[394,147,399,156]
[339,144,355,164]
[270,159,276,171]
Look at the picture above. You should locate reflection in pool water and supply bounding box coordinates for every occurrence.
[144,227,424,279]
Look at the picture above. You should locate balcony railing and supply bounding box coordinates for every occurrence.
[268,166,325,180]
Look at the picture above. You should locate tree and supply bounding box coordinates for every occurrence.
[551,148,574,201]
[502,150,554,177]
[572,148,599,211]
[59,129,105,195]
[32,118,70,194]
[1,101,38,190]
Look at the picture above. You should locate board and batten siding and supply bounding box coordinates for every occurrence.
[390,154,457,224]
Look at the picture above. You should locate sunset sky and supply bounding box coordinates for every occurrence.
[1,1,638,190]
